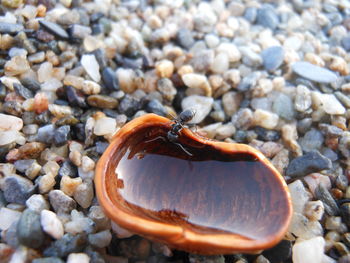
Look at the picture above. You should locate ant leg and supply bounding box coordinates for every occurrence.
[144,135,166,144]
[174,142,193,157]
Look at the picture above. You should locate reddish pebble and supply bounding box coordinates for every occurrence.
[34,93,49,114]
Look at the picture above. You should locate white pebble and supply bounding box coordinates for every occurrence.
[39,174,56,194]
[216,43,241,62]
[40,210,64,239]
[0,207,21,231]
[288,180,311,214]
[94,117,117,136]
[182,95,214,124]
[67,253,90,263]
[82,80,101,95]
[211,53,229,74]
[182,73,212,97]
[26,194,49,213]
[304,201,324,221]
[0,131,22,146]
[37,62,53,83]
[0,113,23,131]
[81,54,101,82]
[82,156,95,172]
[253,109,279,129]
[312,92,345,115]
[292,237,325,263]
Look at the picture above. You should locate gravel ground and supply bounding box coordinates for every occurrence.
[0,0,350,262]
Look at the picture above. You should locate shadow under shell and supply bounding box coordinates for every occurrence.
[112,125,290,241]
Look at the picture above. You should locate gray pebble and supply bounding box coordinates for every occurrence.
[321,148,338,162]
[4,220,19,248]
[4,176,34,205]
[13,83,33,99]
[102,67,119,90]
[145,99,167,116]
[0,22,24,34]
[335,91,350,108]
[315,185,339,216]
[21,78,41,92]
[37,124,56,144]
[176,28,195,49]
[17,209,45,249]
[292,61,338,83]
[49,190,76,214]
[299,129,324,152]
[237,72,260,91]
[58,161,78,178]
[261,46,284,71]
[157,78,177,102]
[286,150,332,178]
[297,118,313,134]
[341,36,350,51]
[39,20,69,39]
[43,233,87,258]
[244,7,257,23]
[319,124,343,138]
[256,6,279,30]
[272,93,295,121]
[118,95,141,117]
[14,159,36,173]
[53,125,70,146]
[0,191,7,208]
[32,258,64,263]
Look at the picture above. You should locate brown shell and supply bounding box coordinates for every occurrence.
[95,113,293,255]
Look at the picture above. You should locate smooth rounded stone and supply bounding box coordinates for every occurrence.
[60,175,82,196]
[39,20,69,39]
[262,240,292,263]
[304,201,325,221]
[82,80,100,95]
[73,180,94,209]
[272,93,295,121]
[5,55,30,76]
[288,180,311,214]
[88,230,112,248]
[193,5,217,33]
[102,67,119,91]
[237,72,260,92]
[315,185,339,216]
[118,95,141,117]
[335,91,350,108]
[145,99,167,116]
[37,62,53,83]
[295,85,312,112]
[37,124,55,144]
[182,73,212,97]
[255,127,280,141]
[261,46,284,71]
[49,190,76,214]
[231,108,254,130]
[244,7,257,23]
[181,95,214,124]
[341,36,350,51]
[240,47,262,67]
[297,118,313,135]
[4,176,34,205]
[17,209,44,249]
[176,28,194,49]
[81,156,95,172]
[299,129,324,152]
[325,216,342,231]
[23,124,39,135]
[286,151,332,178]
[221,92,242,117]
[65,210,95,235]
[340,203,350,228]
[54,125,70,146]
[94,117,116,136]
[155,60,174,78]
[43,233,87,258]
[252,109,279,129]
[87,95,118,109]
[88,206,110,232]
[41,210,64,239]
[32,257,64,263]
[289,213,323,239]
[292,237,325,263]
[0,207,22,231]
[198,123,222,139]
[211,53,229,74]
[157,78,177,102]
[0,22,24,34]
[215,123,236,140]
[26,194,49,213]
[292,61,338,84]
[216,43,241,63]
[81,54,101,83]
[39,174,56,194]
[69,24,92,39]
[256,6,279,30]
[67,253,90,263]
[251,97,272,112]
[322,148,338,162]
[0,130,22,146]
[312,92,346,115]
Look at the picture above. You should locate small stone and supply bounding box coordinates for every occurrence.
[340,203,350,228]
[49,190,76,214]
[315,185,339,216]
[176,28,194,49]
[65,210,95,234]
[69,24,92,39]
[181,95,214,124]
[253,109,279,129]
[211,53,229,74]
[87,94,118,109]
[0,207,22,231]
[118,95,141,117]
[146,99,167,116]
[256,6,279,30]
[74,180,94,209]
[312,92,346,115]
[215,123,236,140]
[81,54,101,82]
[60,175,82,196]
[255,127,280,141]
[39,174,56,194]
[289,213,323,239]
[94,117,116,136]
[231,108,254,130]
[325,216,342,231]
[38,62,53,83]
[39,20,69,39]
[66,86,86,108]
[13,83,33,100]
[41,210,64,239]
[102,67,119,90]
[286,151,332,178]
[292,237,325,263]
[58,161,78,178]
[54,125,70,146]
[67,253,90,263]
[182,73,212,97]
[0,23,24,34]
[49,104,72,118]
[32,257,64,263]
[295,85,312,112]
[304,201,325,221]
[17,209,44,249]
[82,80,100,95]
[88,206,110,232]
[43,233,87,258]
[292,61,338,84]
[26,194,49,213]
[5,56,30,76]
[88,230,112,248]
[216,43,241,63]
[261,46,284,71]
[157,78,177,102]
[155,60,174,78]
[4,176,34,205]
[37,124,55,144]
[272,93,295,121]
[304,173,331,196]
[299,129,324,152]
[0,113,23,131]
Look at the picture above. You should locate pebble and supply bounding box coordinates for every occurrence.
[288,180,310,214]
[118,95,141,117]
[5,55,30,76]
[67,253,90,263]
[263,240,292,263]
[60,175,82,196]
[94,117,116,136]
[32,258,64,263]
[53,125,70,146]
[17,209,45,249]
[182,73,212,97]
[39,20,69,39]
[65,210,95,235]
[41,210,64,239]
[26,194,49,213]
[289,213,323,239]
[312,92,346,115]
[88,230,112,248]
[146,99,167,116]
[256,6,279,30]
[69,24,92,39]
[252,109,279,129]
[73,180,94,209]
[43,233,87,258]
[39,174,56,194]
[82,80,100,95]
[0,207,22,231]
[3,175,34,205]
[294,85,312,112]
[261,46,284,71]
[49,190,76,214]
[181,95,214,124]
[299,129,324,152]
[58,161,78,178]
[87,95,118,109]
[102,67,119,90]
[292,61,338,84]
[81,54,101,82]
[222,91,242,117]
[286,151,332,178]
[217,43,241,63]
[272,93,295,121]
[66,86,86,108]
[315,185,339,216]
[292,237,325,263]
[157,78,177,102]
[0,22,24,34]
[36,124,55,144]
[13,83,33,100]
[304,201,325,221]
[176,28,194,49]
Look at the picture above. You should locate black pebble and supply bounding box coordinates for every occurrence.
[102,67,119,90]
[263,240,292,263]
[118,95,141,117]
[255,126,280,141]
[66,86,87,108]
[146,99,167,116]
